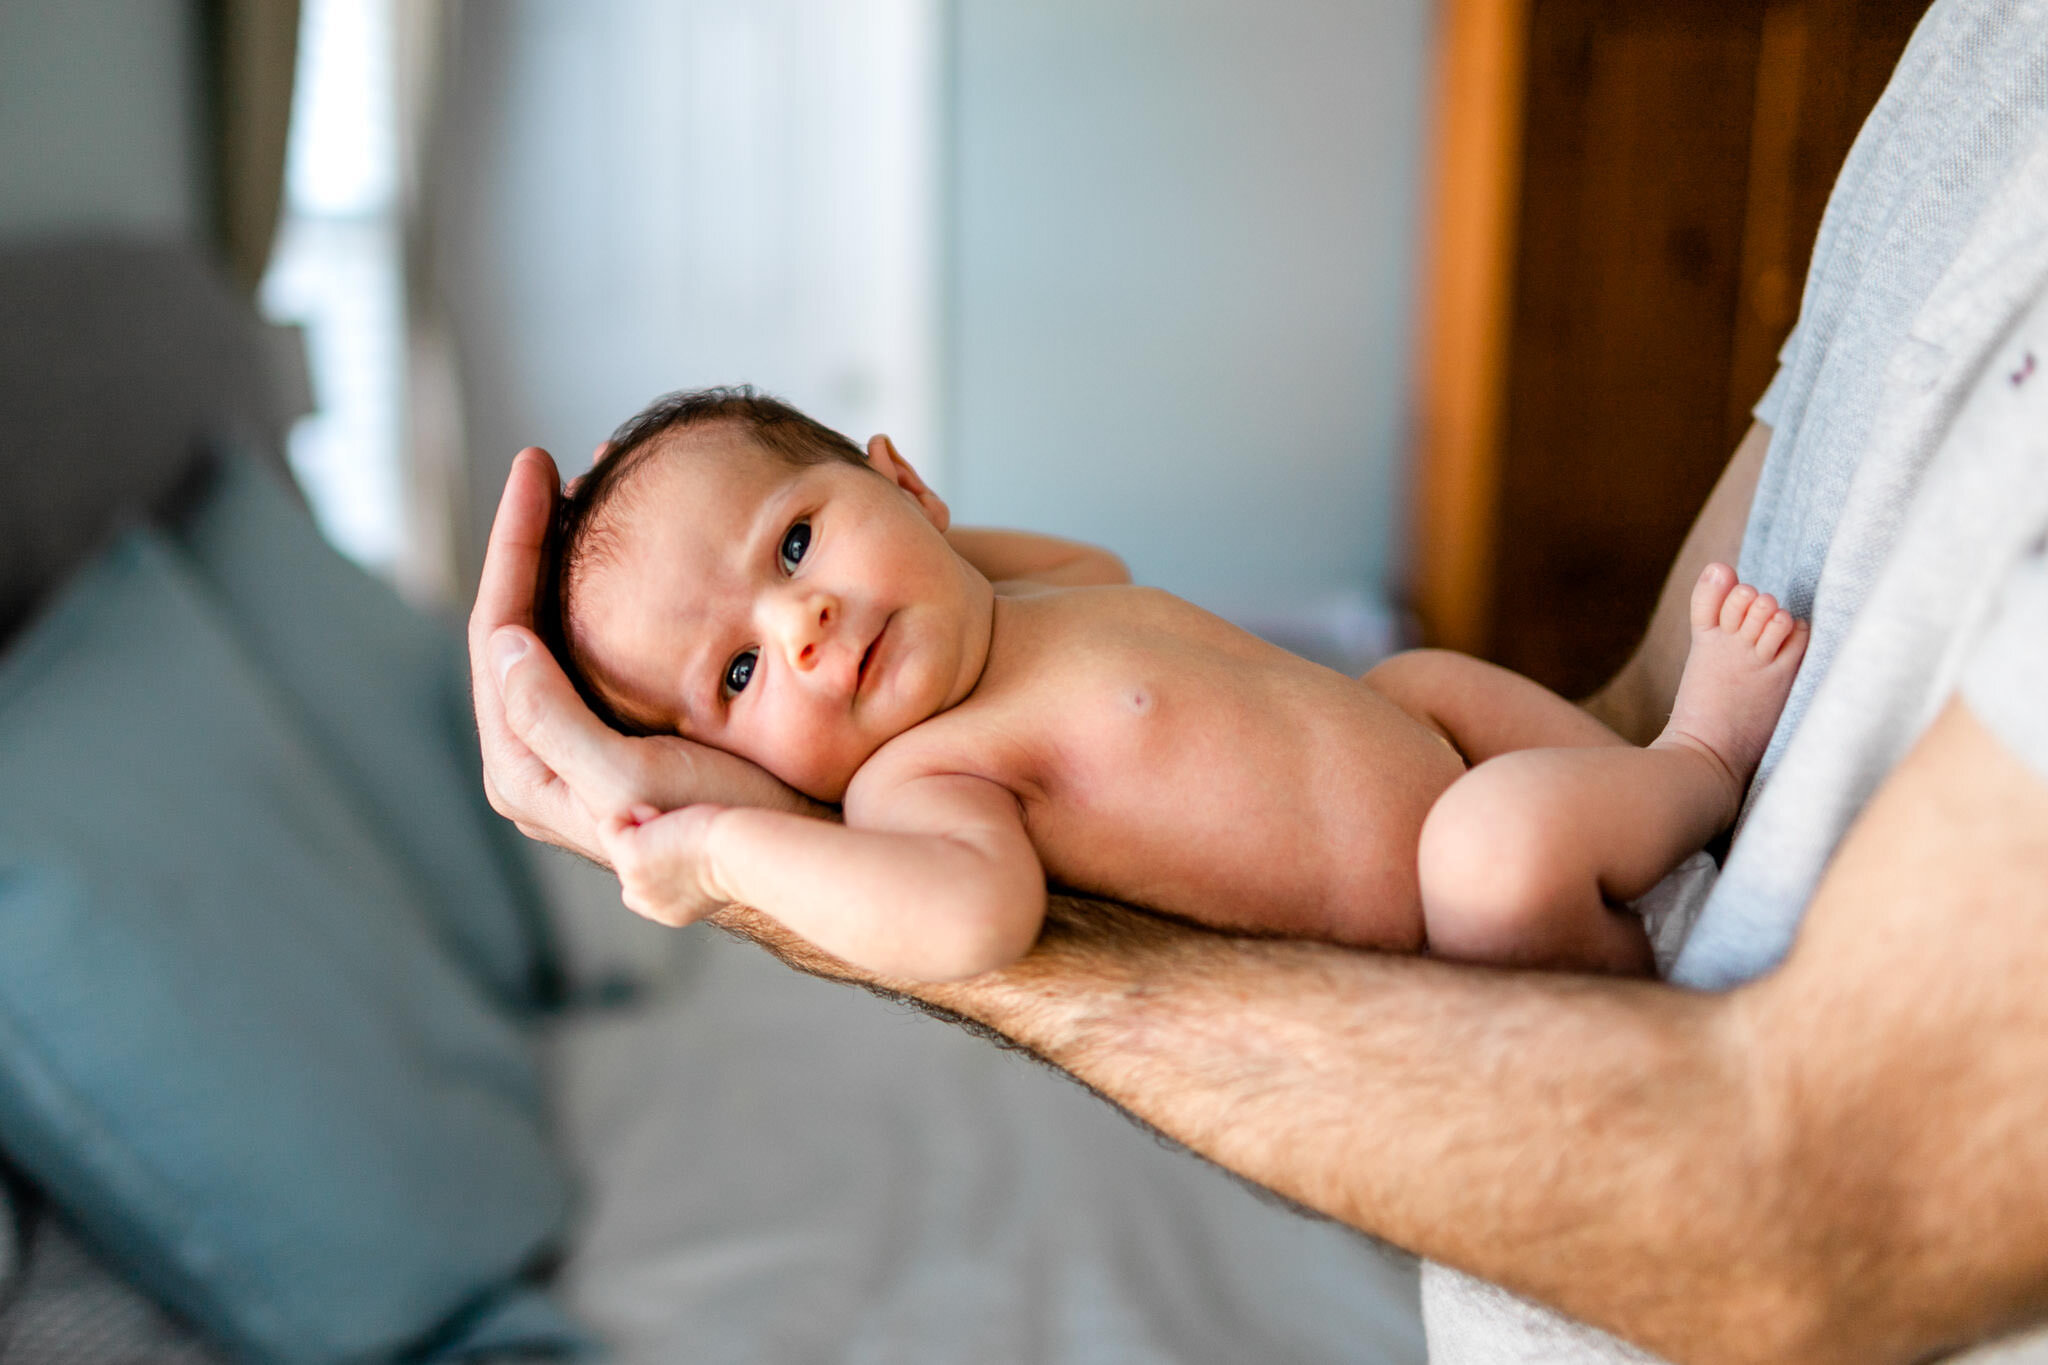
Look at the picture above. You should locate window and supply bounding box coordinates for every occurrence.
[259,0,404,573]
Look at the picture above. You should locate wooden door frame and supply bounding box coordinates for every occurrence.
[1407,0,1529,656]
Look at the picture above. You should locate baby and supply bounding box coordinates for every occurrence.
[539,388,1806,981]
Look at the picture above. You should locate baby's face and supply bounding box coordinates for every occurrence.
[569,432,993,801]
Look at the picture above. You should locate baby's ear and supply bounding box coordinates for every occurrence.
[866,434,949,532]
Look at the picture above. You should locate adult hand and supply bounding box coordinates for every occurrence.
[467,447,822,869]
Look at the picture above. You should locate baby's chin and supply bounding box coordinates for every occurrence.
[778,769,851,810]
[755,749,866,807]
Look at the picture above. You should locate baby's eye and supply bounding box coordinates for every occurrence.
[779,520,811,572]
[723,649,758,698]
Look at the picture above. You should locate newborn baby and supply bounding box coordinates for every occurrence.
[539,388,1806,981]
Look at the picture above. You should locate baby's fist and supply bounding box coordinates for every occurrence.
[599,804,729,928]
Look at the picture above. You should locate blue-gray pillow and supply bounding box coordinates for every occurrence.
[0,528,581,1364]
[170,448,557,1010]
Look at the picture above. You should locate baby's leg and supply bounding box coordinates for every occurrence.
[1364,648,1631,762]
[1418,564,1806,974]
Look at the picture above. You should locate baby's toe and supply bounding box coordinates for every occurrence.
[1756,607,1795,658]
[1718,583,1760,634]
[1739,591,1780,643]
[1691,562,1738,630]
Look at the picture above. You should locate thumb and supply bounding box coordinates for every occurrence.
[493,625,643,816]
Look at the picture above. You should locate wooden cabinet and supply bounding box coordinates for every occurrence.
[1408,0,1927,697]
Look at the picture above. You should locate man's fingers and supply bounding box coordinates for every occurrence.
[462,448,621,865]
[494,625,644,816]
[470,449,560,762]
[470,448,560,653]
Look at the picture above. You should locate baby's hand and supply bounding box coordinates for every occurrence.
[598,803,731,928]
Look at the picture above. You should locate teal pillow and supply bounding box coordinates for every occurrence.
[0,529,583,1364]
[170,449,557,1009]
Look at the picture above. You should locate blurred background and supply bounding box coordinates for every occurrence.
[0,0,1925,691]
[0,2,1937,1360]
[0,0,1431,676]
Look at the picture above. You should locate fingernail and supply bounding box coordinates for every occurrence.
[491,630,529,682]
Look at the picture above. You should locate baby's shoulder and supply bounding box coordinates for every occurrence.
[845,698,1043,809]
[844,589,1203,806]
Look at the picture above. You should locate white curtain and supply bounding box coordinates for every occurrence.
[394,0,467,606]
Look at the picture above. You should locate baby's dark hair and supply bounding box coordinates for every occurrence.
[536,385,869,735]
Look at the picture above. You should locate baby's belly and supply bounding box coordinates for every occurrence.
[1023,669,1466,949]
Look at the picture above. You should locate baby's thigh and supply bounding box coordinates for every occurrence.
[1416,753,1654,972]
[1366,648,1625,760]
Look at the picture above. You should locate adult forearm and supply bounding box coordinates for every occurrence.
[716,890,1786,1360]
[1725,705,2048,1361]
[937,907,1798,1359]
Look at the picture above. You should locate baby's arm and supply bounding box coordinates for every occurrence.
[1363,649,1627,764]
[603,772,1046,983]
[946,527,1131,589]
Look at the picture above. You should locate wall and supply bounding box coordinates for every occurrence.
[946,0,1429,652]
[438,0,1433,657]
[437,0,941,573]
[0,0,206,242]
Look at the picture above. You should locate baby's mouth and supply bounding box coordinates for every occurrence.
[856,616,890,695]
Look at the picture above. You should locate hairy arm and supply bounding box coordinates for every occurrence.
[729,698,2045,1364]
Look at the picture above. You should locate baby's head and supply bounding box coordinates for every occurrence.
[539,387,994,802]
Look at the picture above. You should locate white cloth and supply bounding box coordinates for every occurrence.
[1425,0,2048,1358]
[1631,852,1715,977]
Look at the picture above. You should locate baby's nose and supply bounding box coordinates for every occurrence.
[781,593,838,672]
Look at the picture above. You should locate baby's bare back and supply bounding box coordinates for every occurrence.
[864,586,1468,947]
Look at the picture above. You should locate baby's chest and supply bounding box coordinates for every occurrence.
[887,634,1226,801]
[996,644,1299,838]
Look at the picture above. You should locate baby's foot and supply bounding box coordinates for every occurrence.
[1656,563,1809,819]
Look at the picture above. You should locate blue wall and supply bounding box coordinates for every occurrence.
[946,0,1430,640]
